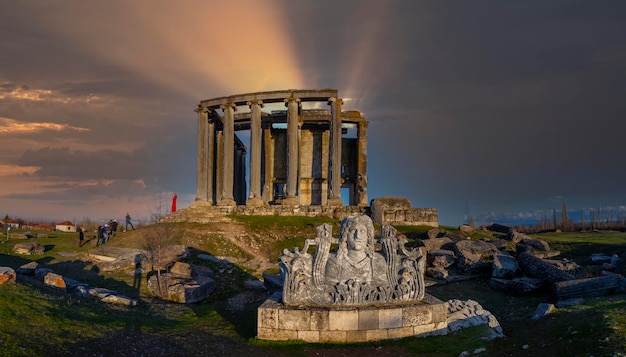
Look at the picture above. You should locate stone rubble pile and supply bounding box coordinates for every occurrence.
[4,261,138,306]
[420,224,626,302]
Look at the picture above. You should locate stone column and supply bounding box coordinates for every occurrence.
[283,96,301,205]
[356,121,369,206]
[327,97,343,206]
[207,115,215,204]
[195,105,208,202]
[246,100,264,206]
[262,126,274,203]
[218,103,236,206]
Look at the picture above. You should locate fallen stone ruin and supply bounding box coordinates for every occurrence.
[420,224,626,304]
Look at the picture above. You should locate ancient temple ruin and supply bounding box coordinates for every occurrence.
[194,89,368,208]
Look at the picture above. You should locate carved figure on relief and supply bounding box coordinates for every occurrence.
[279,215,426,307]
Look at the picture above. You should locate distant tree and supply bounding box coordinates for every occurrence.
[561,202,569,231]
[3,214,9,220]
[553,209,557,230]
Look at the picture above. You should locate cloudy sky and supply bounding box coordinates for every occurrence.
[1,1,625,226]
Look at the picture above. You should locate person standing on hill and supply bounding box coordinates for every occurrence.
[172,193,177,213]
[78,227,84,247]
[125,213,135,232]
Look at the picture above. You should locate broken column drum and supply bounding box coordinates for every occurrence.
[195,89,368,207]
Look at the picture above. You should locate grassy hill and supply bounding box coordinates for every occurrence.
[0,216,625,356]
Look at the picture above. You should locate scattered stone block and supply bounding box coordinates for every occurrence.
[459,224,474,236]
[421,237,453,252]
[429,249,456,268]
[492,254,518,279]
[520,238,550,251]
[12,242,45,255]
[17,261,39,275]
[0,267,16,284]
[452,240,500,273]
[43,272,67,289]
[101,294,138,306]
[426,267,448,280]
[446,299,504,339]
[170,261,192,278]
[531,303,555,320]
[147,273,215,303]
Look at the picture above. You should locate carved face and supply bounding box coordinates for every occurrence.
[347,224,368,252]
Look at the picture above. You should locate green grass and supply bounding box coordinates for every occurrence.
[1,224,626,356]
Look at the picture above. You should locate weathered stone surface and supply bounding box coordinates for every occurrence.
[492,254,518,279]
[531,303,555,320]
[429,249,456,268]
[426,267,448,280]
[426,228,446,240]
[543,259,580,274]
[34,268,53,280]
[487,223,513,234]
[507,231,530,244]
[0,267,16,284]
[459,224,473,236]
[553,273,626,301]
[147,273,215,303]
[421,237,453,252]
[452,240,500,273]
[446,299,504,339]
[100,294,138,306]
[16,261,39,275]
[12,242,45,255]
[170,261,192,277]
[489,277,547,294]
[99,251,148,272]
[280,216,426,307]
[43,272,67,289]
[519,238,550,251]
[518,251,576,283]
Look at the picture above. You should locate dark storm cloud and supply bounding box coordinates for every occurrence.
[16,147,152,180]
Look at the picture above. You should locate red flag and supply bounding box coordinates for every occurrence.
[172,193,177,212]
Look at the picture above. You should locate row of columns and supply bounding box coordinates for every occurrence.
[195,96,345,206]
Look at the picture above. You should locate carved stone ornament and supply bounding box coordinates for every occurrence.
[279,215,426,307]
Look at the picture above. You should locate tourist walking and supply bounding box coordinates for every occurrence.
[110,219,118,236]
[96,225,104,247]
[125,213,135,231]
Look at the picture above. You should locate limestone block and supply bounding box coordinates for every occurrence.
[426,267,449,280]
[366,329,388,341]
[297,330,320,343]
[43,272,67,289]
[345,330,369,343]
[147,274,215,304]
[319,330,346,343]
[421,237,453,252]
[403,305,433,326]
[88,287,116,299]
[358,309,379,330]
[277,309,310,330]
[257,307,279,329]
[17,261,39,275]
[379,308,403,329]
[520,238,550,251]
[329,310,358,331]
[388,326,415,339]
[492,254,519,279]
[429,249,456,268]
[0,267,16,284]
[309,310,330,330]
[170,261,192,278]
[257,328,297,341]
[12,242,45,255]
[101,294,138,307]
[453,240,500,273]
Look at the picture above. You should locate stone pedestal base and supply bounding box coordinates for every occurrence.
[326,197,344,207]
[281,196,300,206]
[245,197,265,207]
[257,293,448,343]
[217,199,236,207]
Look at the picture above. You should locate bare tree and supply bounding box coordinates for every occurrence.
[142,222,176,297]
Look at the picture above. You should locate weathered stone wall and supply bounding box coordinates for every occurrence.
[371,197,438,227]
[257,293,447,343]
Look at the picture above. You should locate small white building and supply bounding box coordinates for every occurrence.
[1,219,20,229]
[55,220,76,233]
